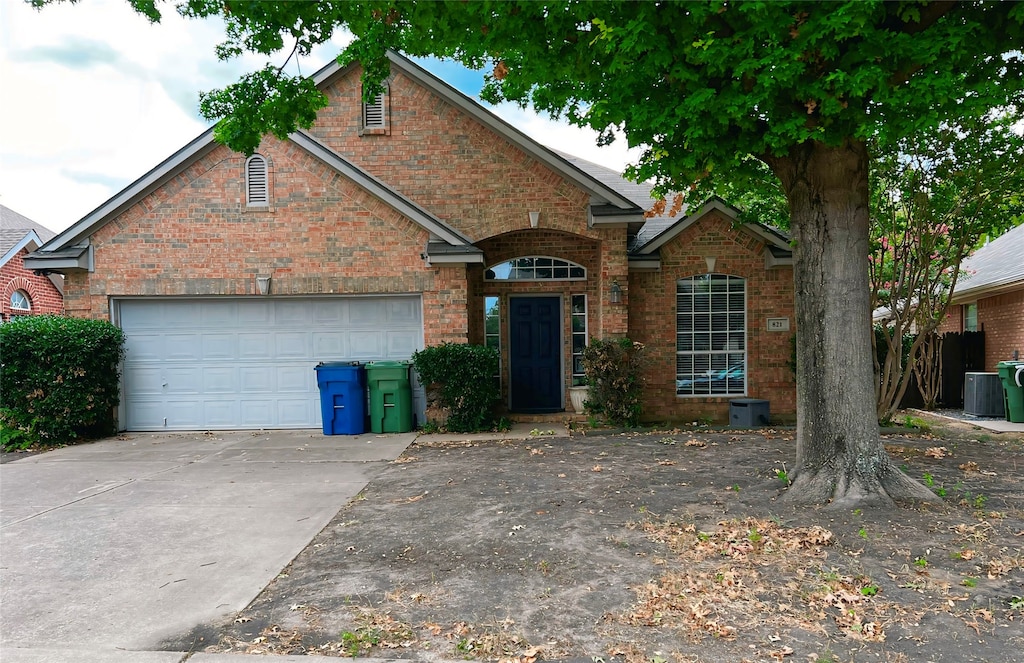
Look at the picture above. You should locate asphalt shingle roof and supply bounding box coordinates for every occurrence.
[954,223,1024,298]
[0,205,56,255]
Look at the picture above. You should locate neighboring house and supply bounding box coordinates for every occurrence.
[25,52,795,431]
[940,223,1024,369]
[1,205,64,322]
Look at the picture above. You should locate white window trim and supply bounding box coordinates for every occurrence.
[675,274,747,398]
[571,294,588,387]
[245,154,270,208]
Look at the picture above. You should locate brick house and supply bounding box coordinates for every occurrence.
[26,52,795,431]
[1,205,64,322]
[939,223,1024,369]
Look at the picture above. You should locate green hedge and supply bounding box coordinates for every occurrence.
[1,315,126,449]
[412,342,500,432]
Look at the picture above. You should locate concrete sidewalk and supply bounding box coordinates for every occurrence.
[0,429,416,662]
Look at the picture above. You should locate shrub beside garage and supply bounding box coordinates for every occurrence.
[1,315,126,450]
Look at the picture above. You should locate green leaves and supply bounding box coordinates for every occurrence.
[1,315,126,447]
[412,343,500,433]
[200,66,327,156]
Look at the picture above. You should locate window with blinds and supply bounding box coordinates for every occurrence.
[245,154,269,207]
[676,274,746,396]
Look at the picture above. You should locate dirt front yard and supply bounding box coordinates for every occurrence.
[171,415,1024,663]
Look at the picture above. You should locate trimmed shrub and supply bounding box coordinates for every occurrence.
[1,315,126,448]
[411,342,500,432]
[581,337,647,427]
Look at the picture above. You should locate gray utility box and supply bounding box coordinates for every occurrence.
[730,398,770,427]
[964,372,1005,417]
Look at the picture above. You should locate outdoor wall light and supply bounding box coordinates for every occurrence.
[256,275,272,296]
[704,256,717,274]
[610,279,622,304]
[529,211,540,228]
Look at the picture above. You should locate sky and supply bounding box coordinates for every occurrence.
[0,0,642,234]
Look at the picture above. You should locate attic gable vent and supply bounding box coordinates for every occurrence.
[246,154,269,207]
[363,92,385,129]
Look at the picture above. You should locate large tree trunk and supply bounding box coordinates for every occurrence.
[766,140,934,507]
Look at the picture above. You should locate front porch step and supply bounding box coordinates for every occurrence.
[508,412,587,424]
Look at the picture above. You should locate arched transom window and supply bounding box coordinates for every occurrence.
[10,290,31,311]
[485,256,586,281]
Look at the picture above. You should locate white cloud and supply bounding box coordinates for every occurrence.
[0,0,640,233]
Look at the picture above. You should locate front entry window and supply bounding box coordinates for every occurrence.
[485,256,585,281]
[676,274,746,396]
[571,294,587,386]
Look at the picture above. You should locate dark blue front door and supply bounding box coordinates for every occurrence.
[509,297,562,413]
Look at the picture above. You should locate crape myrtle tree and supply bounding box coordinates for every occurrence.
[42,0,1024,506]
[870,115,1024,422]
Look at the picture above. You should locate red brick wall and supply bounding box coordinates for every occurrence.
[310,66,596,244]
[978,288,1024,369]
[63,136,470,346]
[628,212,797,422]
[1,249,64,321]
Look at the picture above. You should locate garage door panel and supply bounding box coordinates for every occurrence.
[313,300,345,324]
[204,400,239,427]
[349,331,383,358]
[349,299,385,325]
[165,367,201,393]
[277,399,316,427]
[120,297,422,430]
[277,366,310,393]
[202,302,237,326]
[126,334,164,361]
[203,367,237,393]
[239,366,275,393]
[388,299,419,323]
[312,332,346,357]
[276,332,312,359]
[238,333,274,359]
[387,331,420,357]
[125,367,164,395]
[237,301,273,325]
[127,402,166,430]
[275,301,314,326]
[166,334,202,361]
[165,399,204,428]
[202,334,236,360]
[240,400,275,427]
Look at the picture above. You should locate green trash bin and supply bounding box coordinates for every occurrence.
[996,361,1024,423]
[366,360,414,433]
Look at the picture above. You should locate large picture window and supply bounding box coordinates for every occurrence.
[676,274,746,396]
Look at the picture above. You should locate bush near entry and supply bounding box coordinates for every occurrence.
[1,315,126,450]
[582,337,646,427]
[412,342,499,432]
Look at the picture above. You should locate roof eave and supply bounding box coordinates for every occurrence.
[24,245,93,273]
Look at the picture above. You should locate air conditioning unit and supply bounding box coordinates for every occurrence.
[964,372,1005,417]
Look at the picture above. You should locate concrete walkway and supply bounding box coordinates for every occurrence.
[0,429,416,662]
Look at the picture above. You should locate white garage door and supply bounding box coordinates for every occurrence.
[118,297,423,431]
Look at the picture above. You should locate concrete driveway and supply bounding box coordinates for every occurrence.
[0,429,416,662]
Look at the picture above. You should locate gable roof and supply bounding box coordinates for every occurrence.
[31,51,644,264]
[314,53,645,218]
[951,223,1024,301]
[1,204,56,256]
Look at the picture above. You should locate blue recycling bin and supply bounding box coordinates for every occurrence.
[314,362,366,435]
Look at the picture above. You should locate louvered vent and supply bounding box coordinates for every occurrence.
[246,155,269,207]
[363,93,385,129]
